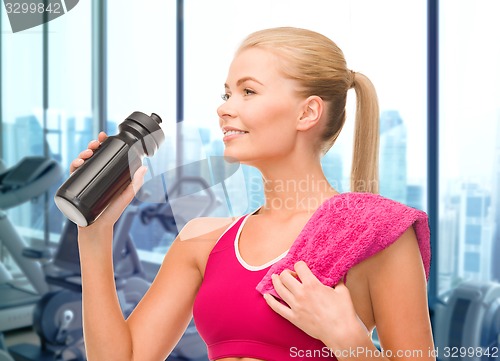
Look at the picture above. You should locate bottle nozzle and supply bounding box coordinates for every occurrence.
[150,113,162,124]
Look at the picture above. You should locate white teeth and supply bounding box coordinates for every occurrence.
[224,130,247,136]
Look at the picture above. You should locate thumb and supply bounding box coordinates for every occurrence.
[333,279,346,290]
[99,166,148,223]
[131,165,148,195]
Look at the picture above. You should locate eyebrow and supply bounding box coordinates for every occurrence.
[224,76,264,89]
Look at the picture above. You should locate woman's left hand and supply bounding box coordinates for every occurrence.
[263,261,367,349]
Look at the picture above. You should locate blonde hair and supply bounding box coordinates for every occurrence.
[238,27,380,193]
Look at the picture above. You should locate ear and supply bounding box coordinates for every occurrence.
[296,96,323,132]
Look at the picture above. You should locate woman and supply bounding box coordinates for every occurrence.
[72,27,435,361]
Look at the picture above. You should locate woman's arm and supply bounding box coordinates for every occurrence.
[78,224,133,360]
[72,133,231,360]
[365,226,436,361]
[77,219,200,361]
[79,216,231,361]
[320,226,436,361]
[74,133,144,361]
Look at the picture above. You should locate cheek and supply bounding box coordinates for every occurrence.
[249,113,297,155]
[250,99,297,132]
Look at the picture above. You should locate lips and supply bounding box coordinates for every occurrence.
[221,126,249,135]
[222,127,249,142]
[224,130,248,136]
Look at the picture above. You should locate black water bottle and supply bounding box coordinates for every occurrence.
[54,111,165,227]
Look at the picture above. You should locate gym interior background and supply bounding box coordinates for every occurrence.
[1,0,500,360]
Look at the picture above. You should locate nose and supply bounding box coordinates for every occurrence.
[217,99,237,120]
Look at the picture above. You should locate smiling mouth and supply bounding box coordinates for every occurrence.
[224,130,249,136]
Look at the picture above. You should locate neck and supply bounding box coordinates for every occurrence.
[256,160,339,218]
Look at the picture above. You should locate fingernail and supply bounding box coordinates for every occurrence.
[77,158,84,165]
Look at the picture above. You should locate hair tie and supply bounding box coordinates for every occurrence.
[349,70,356,89]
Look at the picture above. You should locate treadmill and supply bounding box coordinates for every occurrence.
[0,156,62,332]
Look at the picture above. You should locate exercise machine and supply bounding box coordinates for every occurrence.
[0,157,63,361]
[434,281,500,361]
[0,157,62,333]
[8,211,148,361]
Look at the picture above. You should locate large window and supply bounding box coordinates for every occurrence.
[107,0,176,127]
[46,1,93,234]
[0,1,178,261]
[0,0,428,259]
[0,2,92,237]
[0,0,92,287]
[107,0,177,259]
[439,0,500,294]
[1,5,44,232]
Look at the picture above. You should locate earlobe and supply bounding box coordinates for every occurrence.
[296,96,323,131]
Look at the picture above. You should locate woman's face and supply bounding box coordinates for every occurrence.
[218,47,306,166]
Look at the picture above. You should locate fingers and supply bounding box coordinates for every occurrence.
[98,131,108,143]
[269,262,326,310]
[293,261,320,284]
[115,166,148,209]
[276,270,301,295]
[263,293,294,320]
[271,262,311,301]
[131,166,148,195]
[271,273,295,302]
[333,279,347,291]
[265,264,324,323]
[87,139,100,150]
[69,158,84,173]
[69,132,107,174]
[69,148,93,174]
[112,166,147,207]
[79,148,93,159]
[96,166,147,227]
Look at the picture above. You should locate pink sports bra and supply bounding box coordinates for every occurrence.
[193,213,338,361]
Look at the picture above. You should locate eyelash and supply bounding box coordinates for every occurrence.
[220,88,256,101]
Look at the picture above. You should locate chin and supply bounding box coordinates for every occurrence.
[222,145,281,168]
[223,150,243,162]
[222,149,253,165]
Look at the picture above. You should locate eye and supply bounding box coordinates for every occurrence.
[243,88,256,96]
[221,93,230,101]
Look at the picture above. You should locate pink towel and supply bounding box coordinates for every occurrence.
[255,192,431,298]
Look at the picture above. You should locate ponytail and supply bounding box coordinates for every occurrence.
[350,72,380,194]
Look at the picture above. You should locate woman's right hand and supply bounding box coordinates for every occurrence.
[70,131,148,231]
[70,131,108,174]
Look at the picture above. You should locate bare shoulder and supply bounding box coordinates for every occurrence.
[365,226,425,282]
[125,216,238,360]
[174,216,238,275]
[177,216,238,243]
[345,227,423,292]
